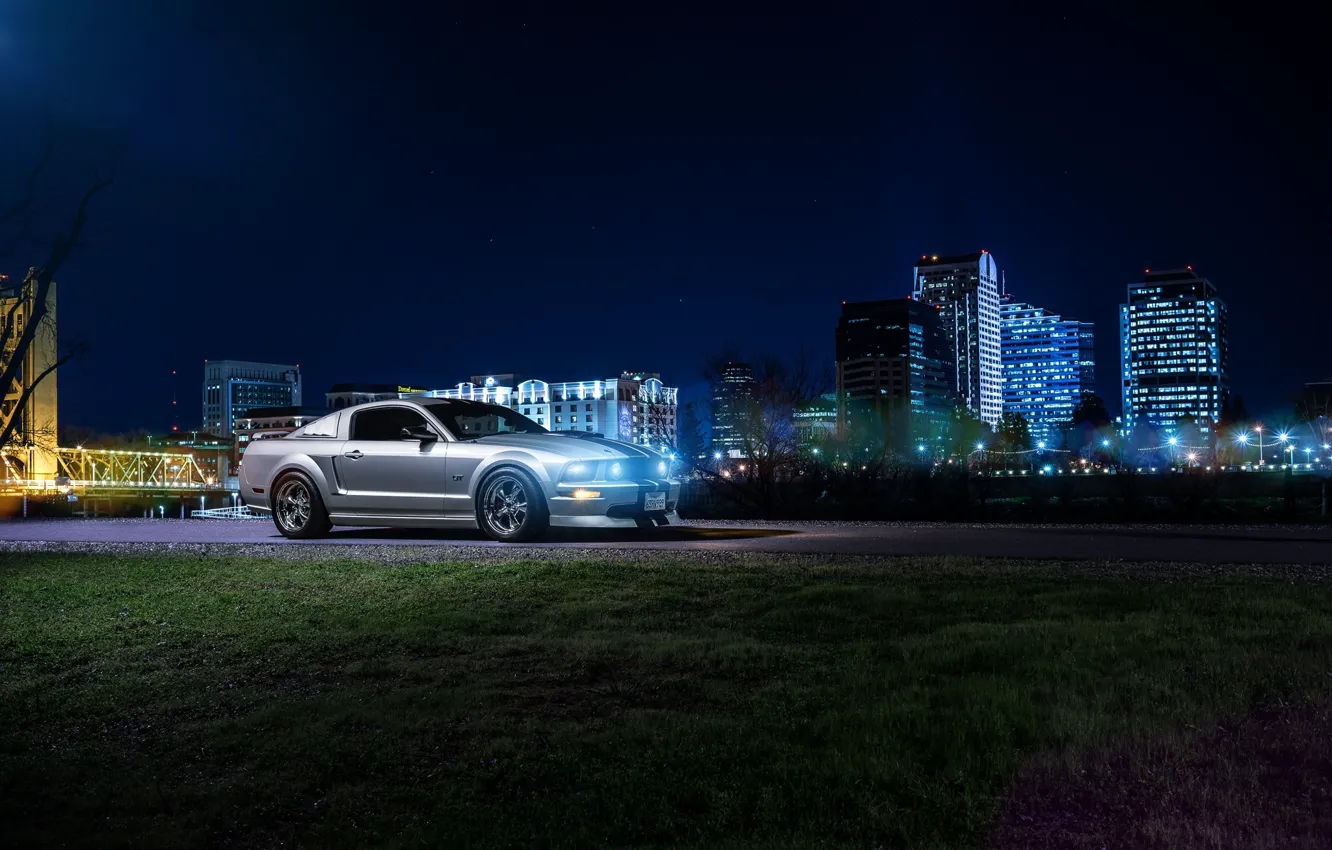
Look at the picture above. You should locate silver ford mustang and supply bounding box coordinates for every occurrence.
[237,398,680,541]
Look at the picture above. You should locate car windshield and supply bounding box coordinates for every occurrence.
[419,400,547,440]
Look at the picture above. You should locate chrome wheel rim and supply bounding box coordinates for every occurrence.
[274,478,312,533]
[482,475,528,535]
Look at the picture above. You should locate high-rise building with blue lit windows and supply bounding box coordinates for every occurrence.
[1119,268,1228,430]
[202,359,302,436]
[1000,298,1095,444]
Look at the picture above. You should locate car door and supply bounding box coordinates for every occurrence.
[332,406,449,516]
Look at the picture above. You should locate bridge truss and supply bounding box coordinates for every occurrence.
[2,446,209,491]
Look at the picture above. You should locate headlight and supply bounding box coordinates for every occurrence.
[561,461,597,482]
[609,461,624,480]
[656,461,668,476]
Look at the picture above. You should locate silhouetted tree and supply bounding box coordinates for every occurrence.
[998,412,1031,453]
[1070,392,1112,428]
[694,349,832,517]
[1,136,114,458]
[676,401,705,461]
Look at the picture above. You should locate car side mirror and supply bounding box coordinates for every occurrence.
[401,425,439,443]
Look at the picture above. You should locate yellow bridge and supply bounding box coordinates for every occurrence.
[1,446,214,494]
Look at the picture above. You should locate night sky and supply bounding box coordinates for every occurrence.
[2,1,1326,434]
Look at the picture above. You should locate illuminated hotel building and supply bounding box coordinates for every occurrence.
[413,372,678,449]
[1119,268,1228,430]
[202,359,302,436]
[1000,297,1095,443]
[835,298,954,450]
[911,251,1003,427]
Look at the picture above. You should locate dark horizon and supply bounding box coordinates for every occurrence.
[2,1,1326,434]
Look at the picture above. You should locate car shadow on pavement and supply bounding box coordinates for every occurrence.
[319,526,797,544]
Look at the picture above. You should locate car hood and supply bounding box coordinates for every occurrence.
[458,432,665,461]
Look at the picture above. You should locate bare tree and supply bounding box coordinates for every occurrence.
[0,140,113,456]
[690,350,831,517]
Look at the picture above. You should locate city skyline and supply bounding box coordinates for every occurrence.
[1,4,1324,434]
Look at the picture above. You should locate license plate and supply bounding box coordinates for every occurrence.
[644,492,666,512]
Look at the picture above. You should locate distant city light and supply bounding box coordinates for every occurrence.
[917,445,926,453]
[1277,432,1291,444]
[1037,441,1046,449]
[1235,432,1251,445]
[975,442,984,451]
[713,452,722,461]
[1101,439,1110,447]
[1167,436,1178,446]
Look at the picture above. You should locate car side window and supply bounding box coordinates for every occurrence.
[350,407,430,441]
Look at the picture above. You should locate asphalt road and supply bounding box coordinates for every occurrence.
[2,518,1330,564]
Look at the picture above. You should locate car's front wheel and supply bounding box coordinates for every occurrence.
[271,471,332,540]
[476,468,548,542]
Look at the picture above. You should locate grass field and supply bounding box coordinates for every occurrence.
[2,550,1330,848]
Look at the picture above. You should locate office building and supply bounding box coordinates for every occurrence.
[835,298,955,450]
[0,271,59,479]
[327,383,428,410]
[203,360,302,436]
[1000,298,1096,443]
[911,251,1002,427]
[710,362,757,458]
[417,372,678,449]
[1119,268,1228,430]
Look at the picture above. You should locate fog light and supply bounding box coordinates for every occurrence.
[571,489,600,500]
[656,461,668,476]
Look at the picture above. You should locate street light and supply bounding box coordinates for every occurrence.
[1037,441,1046,450]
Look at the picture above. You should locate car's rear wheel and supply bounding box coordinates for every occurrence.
[476,468,548,542]
[271,471,332,540]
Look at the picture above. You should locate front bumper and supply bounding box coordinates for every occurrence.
[548,479,680,528]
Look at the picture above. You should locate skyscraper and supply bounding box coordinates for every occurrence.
[835,298,954,450]
[202,360,303,436]
[710,362,756,458]
[911,251,1002,426]
[1000,298,1095,444]
[1119,268,1228,430]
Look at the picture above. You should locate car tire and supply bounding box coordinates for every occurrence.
[271,470,332,540]
[476,467,549,542]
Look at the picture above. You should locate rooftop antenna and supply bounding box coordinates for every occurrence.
[170,369,179,432]
[1001,269,1007,298]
